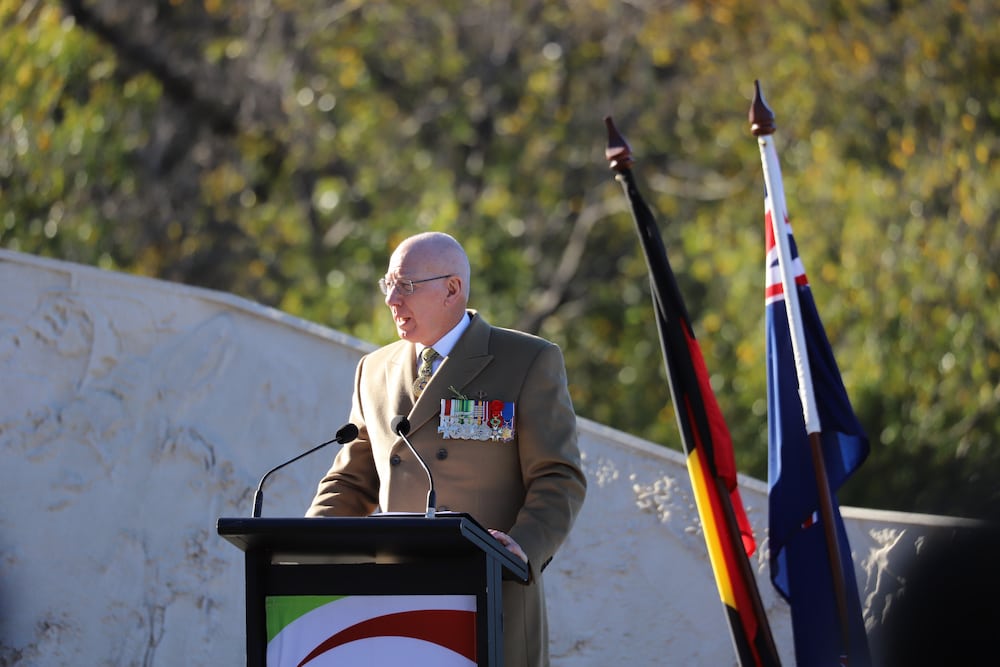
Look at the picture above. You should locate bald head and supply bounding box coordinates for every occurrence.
[390,232,471,301]
[383,232,471,345]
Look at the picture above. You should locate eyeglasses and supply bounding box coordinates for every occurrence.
[378,274,453,296]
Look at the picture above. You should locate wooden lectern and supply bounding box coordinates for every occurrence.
[217,514,529,666]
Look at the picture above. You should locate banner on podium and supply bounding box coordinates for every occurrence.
[266,594,477,666]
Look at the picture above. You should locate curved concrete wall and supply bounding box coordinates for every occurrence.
[0,249,969,665]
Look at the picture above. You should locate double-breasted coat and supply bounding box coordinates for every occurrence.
[307,310,587,666]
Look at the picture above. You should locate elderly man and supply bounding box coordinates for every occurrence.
[307,231,586,666]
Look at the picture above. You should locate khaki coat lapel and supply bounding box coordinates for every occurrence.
[407,311,493,435]
[385,342,417,420]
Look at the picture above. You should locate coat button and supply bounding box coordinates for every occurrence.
[390,454,401,466]
[436,448,448,460]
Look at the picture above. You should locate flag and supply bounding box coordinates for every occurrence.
[606,117,781,667]
[764,174,871,666]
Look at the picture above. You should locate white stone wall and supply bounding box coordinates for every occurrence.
[0,249,970,665]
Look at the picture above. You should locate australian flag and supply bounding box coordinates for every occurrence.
[765,185,871,666]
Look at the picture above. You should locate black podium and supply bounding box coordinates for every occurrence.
[218,514,529,666]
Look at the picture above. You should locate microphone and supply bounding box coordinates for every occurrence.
[391,415,436,518]
[251,423,359,518]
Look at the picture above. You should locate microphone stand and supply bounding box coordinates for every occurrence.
[391,416,436,518]
[252,423,358,518]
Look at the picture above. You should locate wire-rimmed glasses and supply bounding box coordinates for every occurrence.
[378,274,453,296]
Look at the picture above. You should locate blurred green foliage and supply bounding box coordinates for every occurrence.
[2,0,997,518]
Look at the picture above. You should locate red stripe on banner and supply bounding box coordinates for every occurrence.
[298,609,476,665]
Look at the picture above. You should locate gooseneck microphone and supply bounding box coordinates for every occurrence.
[251,423,359,518]
[391,415,436,518]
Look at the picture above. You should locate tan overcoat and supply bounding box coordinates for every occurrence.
[307,310,587,666]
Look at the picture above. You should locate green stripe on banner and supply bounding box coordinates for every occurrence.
[266,595,345,643]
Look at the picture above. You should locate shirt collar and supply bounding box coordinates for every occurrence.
[416,311,471,364]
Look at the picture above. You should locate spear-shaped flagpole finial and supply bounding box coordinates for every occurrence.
[752,76,861,663]
[749,80,776,137]
[604,116,633,172]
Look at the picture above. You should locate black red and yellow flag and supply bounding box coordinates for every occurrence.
[605,117,781,667]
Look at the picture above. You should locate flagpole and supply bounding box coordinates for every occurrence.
[606,117,781,667]
[750,80,854,665]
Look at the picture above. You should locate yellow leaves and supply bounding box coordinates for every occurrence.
[889,134,917,169]
[921,39,940,61]
[337,66,362,90]
[201,164,247,206]
[33,3,63,31]
[496,114,525,137]
[808,32,827,54]
[900,135,916,157]
[15,62,33,87]
[702,311,722,334]
[974,142,990,165]
[247,258,267,279]
[478,185,512,218]
[332,47,365,90]
[88,58,115,81]
[958,194,981,224]
[690,256,713,283]
[852,41,872,65]
[736,340,758,366]
[688,39,713,64]
[710,4,733,25]
[820,260,837,285]
[526,69,555,97]
[650,43,675,67]
[167,221,183,242]
[809,128,832,163]
[897,294,912,318]
[279,291,304,316]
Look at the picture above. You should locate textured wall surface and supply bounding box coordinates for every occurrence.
[0,250,969,665]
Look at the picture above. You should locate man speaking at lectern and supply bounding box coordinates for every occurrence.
[307,231,587,666]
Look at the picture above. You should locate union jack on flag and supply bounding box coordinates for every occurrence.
[763,181,871,666]
[764,204,808,306]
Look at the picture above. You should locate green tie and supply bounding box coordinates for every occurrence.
[413,347,440,397]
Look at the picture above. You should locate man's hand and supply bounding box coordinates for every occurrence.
[488,529,528,563]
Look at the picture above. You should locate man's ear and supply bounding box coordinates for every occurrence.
[444,275,462,301]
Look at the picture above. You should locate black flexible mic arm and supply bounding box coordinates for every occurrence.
[391,415,436,518]
[251,423,359,518]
